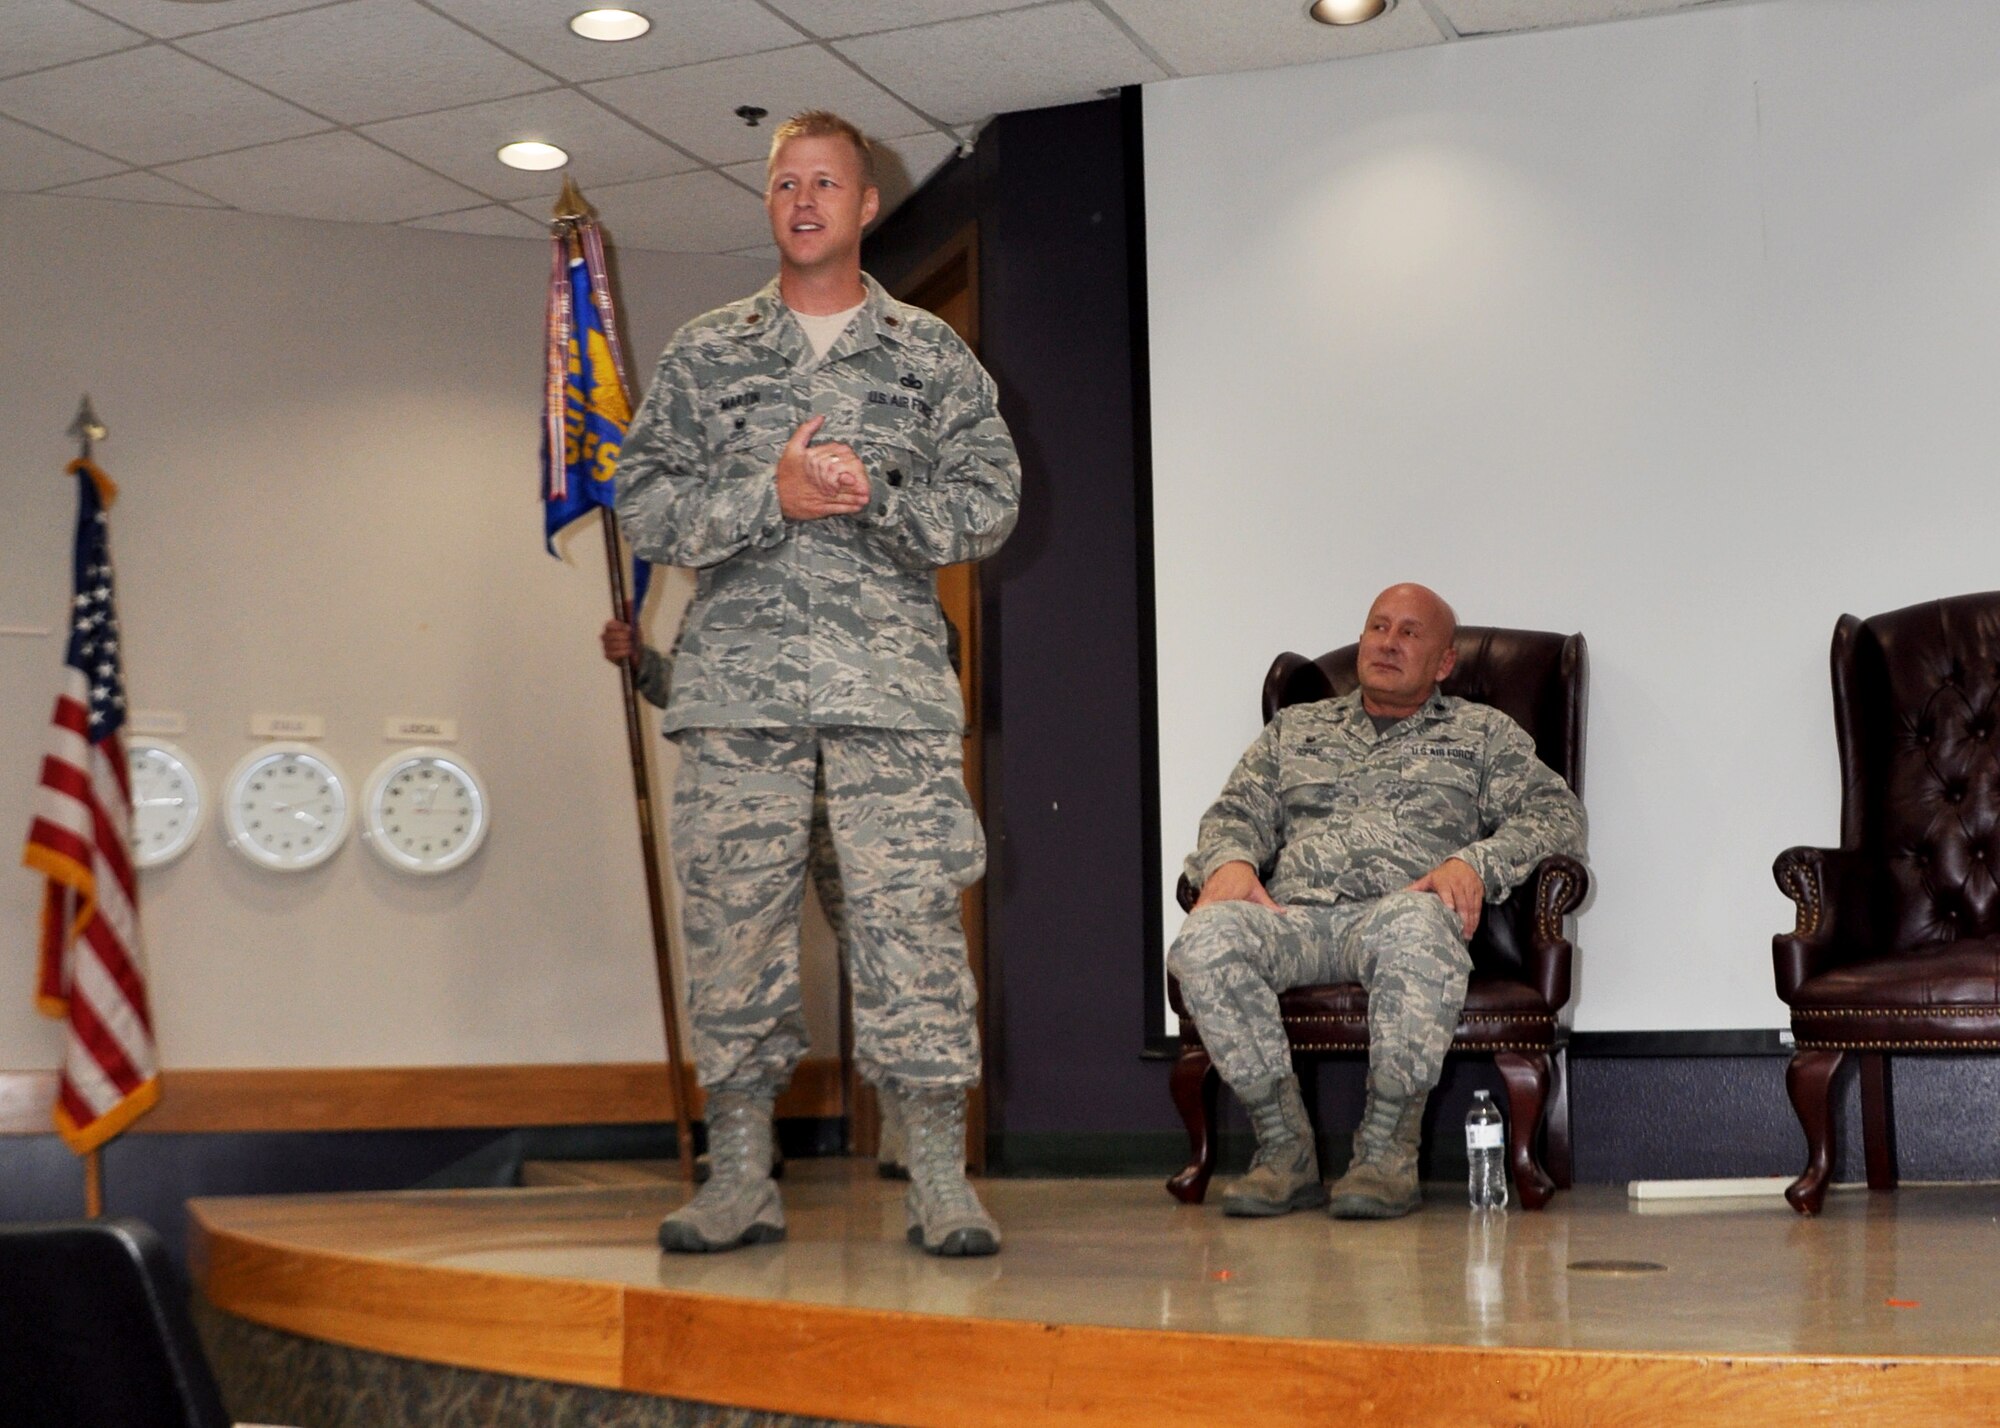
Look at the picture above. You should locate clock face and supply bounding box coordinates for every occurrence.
[222,743,350,871]
[363,748,488,875]
[127,740,204,869]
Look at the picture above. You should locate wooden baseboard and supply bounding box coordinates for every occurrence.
[0,1059,843,1137]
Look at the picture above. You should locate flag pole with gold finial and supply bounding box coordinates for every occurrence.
[548,178,698,1183]
[68,395,109,1218]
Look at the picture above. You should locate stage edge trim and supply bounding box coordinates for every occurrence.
[191,1205,2000,1428]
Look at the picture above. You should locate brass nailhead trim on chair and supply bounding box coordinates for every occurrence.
[1795,1007,2000,1051]
[1776,860,1824,937]
[1797,1039,2000,1050]
[1535,864,1586,941]
[1177,1020,1556,1052]
[1279,1013,1554,1026]
[1794,1007,2000,1018]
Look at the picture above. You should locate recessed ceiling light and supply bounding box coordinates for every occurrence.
[570,8,651,41]
[1309,0,1392,23]
[498,141,569,171]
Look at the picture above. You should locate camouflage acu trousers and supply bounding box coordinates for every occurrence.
[1167,892,1472,1100]
[670,727,985,1095]
[803,775,888,1091]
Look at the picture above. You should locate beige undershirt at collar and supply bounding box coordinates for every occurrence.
[792,301,864,362]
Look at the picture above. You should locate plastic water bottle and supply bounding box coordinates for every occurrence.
[1466,1090,1508,1210]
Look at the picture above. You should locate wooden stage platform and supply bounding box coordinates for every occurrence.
[190,1161,2000,1426]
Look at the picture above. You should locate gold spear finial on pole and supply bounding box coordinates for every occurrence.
[552,174,594,226]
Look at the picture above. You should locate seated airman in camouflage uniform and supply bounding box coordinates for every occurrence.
[616,111,1018,1256]
[1170,584,1585,1220]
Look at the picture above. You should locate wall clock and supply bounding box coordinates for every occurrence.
[126,738,204,869]
[222,742,350,871]
[361,747,489,875]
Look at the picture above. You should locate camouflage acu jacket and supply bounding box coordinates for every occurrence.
[615,273,1019,733]
[1186,690,1586,907]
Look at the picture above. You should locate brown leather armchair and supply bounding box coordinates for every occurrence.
[1165,626,1590,1211]
[1774,591,2000,1214]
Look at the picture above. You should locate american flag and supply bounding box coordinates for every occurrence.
[21,460,159,1153]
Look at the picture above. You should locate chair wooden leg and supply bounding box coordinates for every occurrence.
[1784,1048,1845,1214]
[1859,1052,1898,1192]
[1166,1039,1220,1204]
[1544,1044,1573,1190]
[1493,1051,1556,1211]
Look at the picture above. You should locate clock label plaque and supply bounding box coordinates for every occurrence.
[250,713,325,739]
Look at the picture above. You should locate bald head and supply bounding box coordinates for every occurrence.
[1378,583,1456,641]
[1356,583,1458,718]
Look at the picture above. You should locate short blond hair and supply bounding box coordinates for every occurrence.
[766,110,877,189]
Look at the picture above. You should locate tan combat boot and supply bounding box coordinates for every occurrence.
[1221,1074,1327,1217]
[895,1085,1001,1256]
[659,1091,786,1252]
[1327,1094,1426,1220]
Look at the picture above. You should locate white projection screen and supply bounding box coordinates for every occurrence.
[1143,0,2000,1032]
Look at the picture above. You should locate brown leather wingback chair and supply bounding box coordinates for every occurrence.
[1165,626,1591,1211]
[1774,591,2000,1214]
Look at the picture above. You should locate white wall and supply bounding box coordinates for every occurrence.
[1146,0,2000,1031]
[0,194,852,1071]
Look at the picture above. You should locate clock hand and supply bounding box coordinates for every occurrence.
[136,796,186,808]
[290,808,325,831]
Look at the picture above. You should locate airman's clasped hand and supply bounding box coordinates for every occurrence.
[775,414,869,521]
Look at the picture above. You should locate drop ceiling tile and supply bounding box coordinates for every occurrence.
[406,203,547,238]
[530,168,773,253]
[362,89,698,202]
[46,169,227,206]
[0,45,327,164]
[764,0,1037,41]
[1431,0,1723,35]
[424,0,803,82]
[587,43,928,168]
[1,0,147,80]
[0,113,127,189]
[718,159,767,192]
[178,0,551,124]
[835,2,1164,126]
[720,128,957,216]
[77,0,334,40]
[1103,0,1445,75]
[157,130,486,221]
[874,130,959,209]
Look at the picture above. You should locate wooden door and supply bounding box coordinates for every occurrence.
[847,227,989,1169]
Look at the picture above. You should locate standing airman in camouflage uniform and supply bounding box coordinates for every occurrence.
[616,111,1018,1257]
[1169,584,1585,1220]
[601,617,908,1178]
